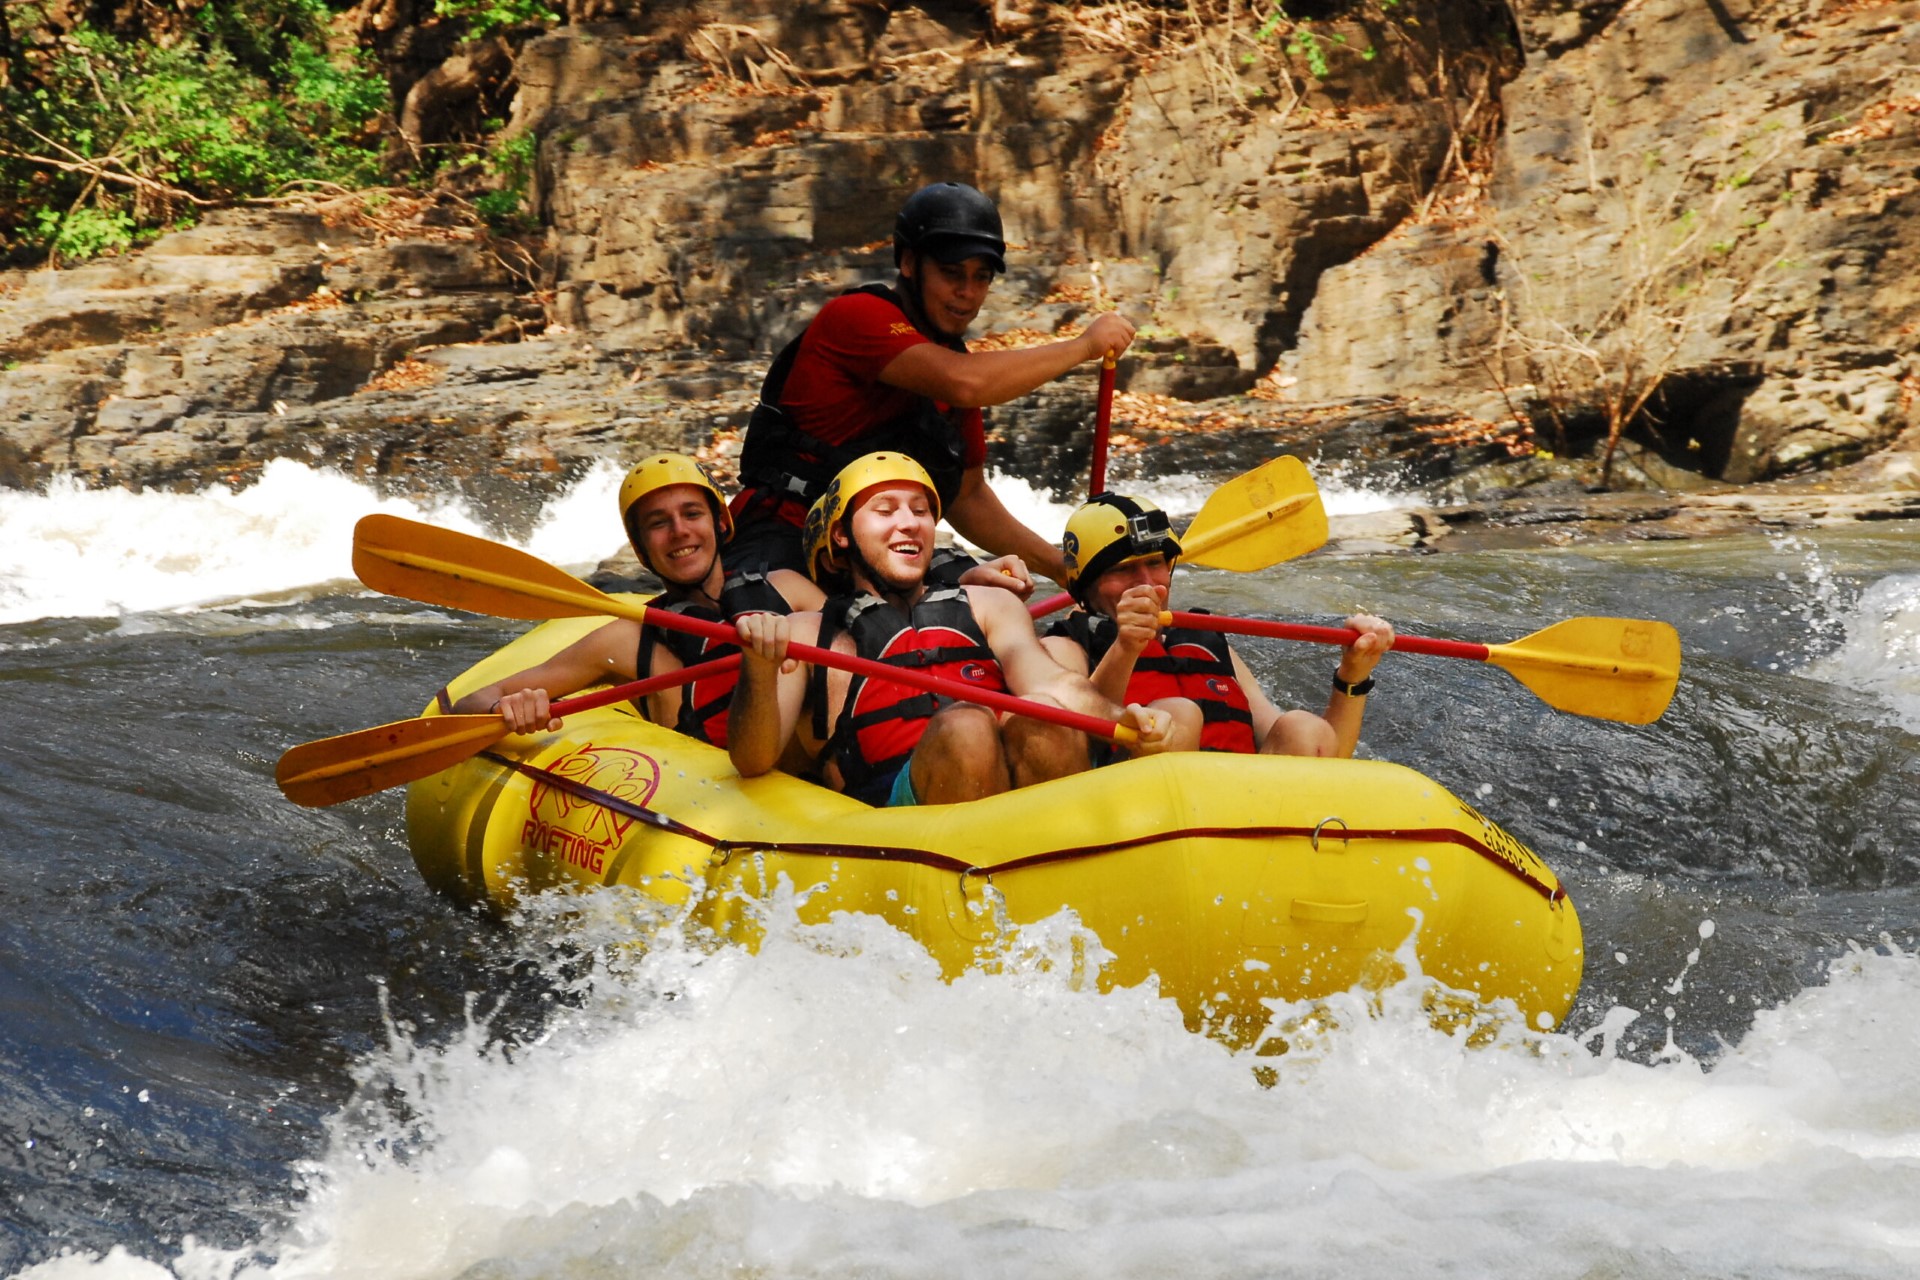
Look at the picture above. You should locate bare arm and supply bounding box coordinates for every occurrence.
[1317,614,1395,759]
[1081,585,1165,708]
[945,467,1070,583]
[878,312,1135,408]
[972,587,1121,720]
[1039,632,1090,677]
[449,619,640,733]
[727,612,820,778]
[975,588,1176,754]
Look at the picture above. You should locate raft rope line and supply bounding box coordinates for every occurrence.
[484,753,1566,905]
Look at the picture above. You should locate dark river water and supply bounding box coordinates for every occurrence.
[2,463,1917,1278]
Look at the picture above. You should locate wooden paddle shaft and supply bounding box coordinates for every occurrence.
[1164,610,1488,661]
[641,606,1136,743]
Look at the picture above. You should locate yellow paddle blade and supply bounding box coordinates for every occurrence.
[276,713,510,808]
[1179,454,1328,571]
[353,514,650,624]
[1487,617,1683,725]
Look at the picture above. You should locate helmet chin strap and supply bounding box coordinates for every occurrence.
[895,259,933,331]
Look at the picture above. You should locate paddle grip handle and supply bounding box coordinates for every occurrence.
[1163,611,1490,662]
[642,606,1136,744]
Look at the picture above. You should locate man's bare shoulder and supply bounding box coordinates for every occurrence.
[964,582,1038,637]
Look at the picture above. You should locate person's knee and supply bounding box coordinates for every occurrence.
[915,705,1010,800]
[1155,697,1203,753]
[1002,696,1090,784]
[1261,709,1337,757]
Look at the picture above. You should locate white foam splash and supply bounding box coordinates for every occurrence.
[0,459,629,626]
[25,898,1917,1280]
[1798,572,1920,733]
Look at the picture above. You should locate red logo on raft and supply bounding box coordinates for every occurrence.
[521,745,662,876]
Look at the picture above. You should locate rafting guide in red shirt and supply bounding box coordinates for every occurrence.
[728,180,1135,586]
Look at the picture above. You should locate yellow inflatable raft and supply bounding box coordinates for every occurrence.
[407,611,1584,1047]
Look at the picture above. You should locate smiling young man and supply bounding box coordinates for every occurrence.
[449,453,823,747]
[727,181,1135,585]
[1041,494,1395,761]
[726,454,1174,806]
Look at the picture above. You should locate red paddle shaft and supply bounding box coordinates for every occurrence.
[541,653,745,718]
[1165,610,1483,661]
[1089,354,1117,496]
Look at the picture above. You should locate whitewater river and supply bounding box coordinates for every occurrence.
[2,459,1917,1278]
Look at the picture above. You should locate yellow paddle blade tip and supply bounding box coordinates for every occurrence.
[1492,617,1682,724]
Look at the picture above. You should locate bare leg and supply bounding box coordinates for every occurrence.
[909,704,1012,803]
[1260,709,1338,757]
[1002,695,1092,787]
[1150,697,1203,754]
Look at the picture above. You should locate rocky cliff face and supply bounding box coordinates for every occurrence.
[1289,0,1920,485]
[1,0,1914,513]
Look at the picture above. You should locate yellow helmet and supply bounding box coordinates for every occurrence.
[1061,494,1182,603]
[617,453,732,569]
[802,452,942,582]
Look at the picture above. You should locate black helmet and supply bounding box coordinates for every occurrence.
[893,182,1006,274]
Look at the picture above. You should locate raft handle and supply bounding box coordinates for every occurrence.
[1310,817,1350,852]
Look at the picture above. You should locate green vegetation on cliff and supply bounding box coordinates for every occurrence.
[0,0,566,265]
[0,0,392,262]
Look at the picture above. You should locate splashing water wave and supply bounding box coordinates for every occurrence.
[21,886,1918,1280]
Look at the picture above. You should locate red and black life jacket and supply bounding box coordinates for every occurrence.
[635,571,792,746]
[1050,610,1256,754]
[736,283,970,512]
[811,585,1006,797]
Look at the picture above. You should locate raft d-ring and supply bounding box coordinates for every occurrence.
[708,843,734,869]
[958,865,993,901]
[1310,817,1351,852]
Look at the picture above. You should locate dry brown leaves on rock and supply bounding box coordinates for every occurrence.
[1418,415,1537,457]
[694,428,744,491]
[272,288,348,315]
[1823,95,1920,147]
[1109,391,1263,446]
[360,359,443,394]
[308,190,484,246]
[970,328,1058,351]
